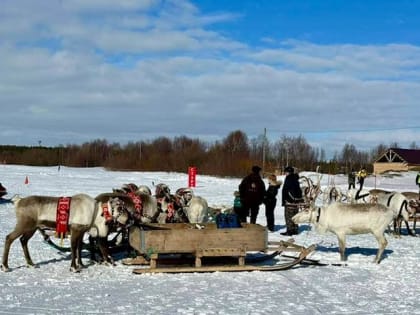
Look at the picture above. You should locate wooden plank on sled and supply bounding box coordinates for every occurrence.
[129,223,267,255]
[132,244,316,274]
[195,247,247,267]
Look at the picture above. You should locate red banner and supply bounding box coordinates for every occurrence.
[188,166,197,187]
[56,197,71,235]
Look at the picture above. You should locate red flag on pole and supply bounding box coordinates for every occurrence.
[188,166,197,188]
[24,176,29,184]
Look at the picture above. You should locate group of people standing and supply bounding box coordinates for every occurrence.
[234,166,420,235]
[235,165,303,236]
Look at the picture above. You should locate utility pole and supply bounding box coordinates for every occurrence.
[262,128,266,174]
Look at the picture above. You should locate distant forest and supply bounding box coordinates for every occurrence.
[0,130,417,177]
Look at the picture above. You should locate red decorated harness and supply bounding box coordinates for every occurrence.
[101,201,113,223]
[56,197,71,237]
[127,192,143,220]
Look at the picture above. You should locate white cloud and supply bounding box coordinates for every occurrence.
[0,1,419,156]
[62,0,159,12]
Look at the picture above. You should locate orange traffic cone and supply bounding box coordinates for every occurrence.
[24,176,29,184]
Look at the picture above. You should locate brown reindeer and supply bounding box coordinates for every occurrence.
[1,193,131,272]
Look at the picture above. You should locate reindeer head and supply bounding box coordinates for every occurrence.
[155,183,171,199]
[120,183,139,194]
[292,202,318,224]
[137,185,152,195]
[175,188,194,206]
[109,197,130,225]
[408,199,420,216]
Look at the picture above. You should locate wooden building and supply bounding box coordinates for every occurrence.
[373,148,420,174]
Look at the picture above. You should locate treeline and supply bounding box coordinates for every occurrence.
[0,130,417,177]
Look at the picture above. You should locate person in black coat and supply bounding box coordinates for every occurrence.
[264,174,282,232]
[281,166,303,236]
[238,165,266,224]
[348,169,356,190]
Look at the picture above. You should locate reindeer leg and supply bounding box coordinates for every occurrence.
[70,231,82,272]
[373,231,388,264]
[20,229,37,268]
[337,234,347,261]
[76,231,87,268]
[398,218,403,236]
[88,235,98,262]
[392,219,401,238]
[404,220,415,236]
[2,230,23,271]
[97,237,114,266]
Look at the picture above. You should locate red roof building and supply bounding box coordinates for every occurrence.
[373,148,420,174]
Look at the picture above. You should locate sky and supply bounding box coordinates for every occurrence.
[0,164,419,314]
[1,0,420,158]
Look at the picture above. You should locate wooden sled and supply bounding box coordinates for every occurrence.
[127,223,317,274]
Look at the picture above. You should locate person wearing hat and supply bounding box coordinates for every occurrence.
[281,166,303,236]
[238,165,266,224]
[263,174,282,232]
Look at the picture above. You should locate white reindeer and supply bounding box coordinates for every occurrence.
[292,202,394,263]
[175,188,209,223]
[372,191,415,236]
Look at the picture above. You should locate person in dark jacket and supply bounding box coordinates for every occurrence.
[281,166,303,236]
[348,169,356,190]
[264,174,282,232]
[238,165,266,224]
[416,171,420,195]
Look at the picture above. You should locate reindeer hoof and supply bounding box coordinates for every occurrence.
[105,257,116,266]
[70,266,82,273]
[1,264,10,272]
[103,260,116,267]
[26,262,37,269]
[373,257,382,264]
[78,262,88,269]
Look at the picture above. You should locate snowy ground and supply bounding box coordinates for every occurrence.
[0,164,419,314]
